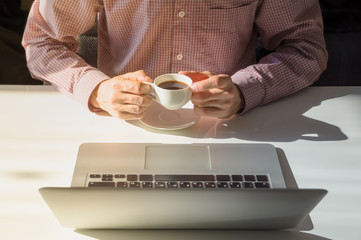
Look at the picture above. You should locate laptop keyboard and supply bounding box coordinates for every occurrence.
[87,174,271,189]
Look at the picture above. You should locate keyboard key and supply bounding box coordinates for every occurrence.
[102,177,113,181]
[102,174,113,178]
[255,182,270,188]
[115,174,126,178]
[256,175,268,182]
[167,182,178,188]
[192,182,204,188]
[101,174,113,181]
[244,175,256,181]
[89,174,101,178]
[231,175,243,181]
[155,175,215,182]
[117,182,128,188]
[142,182,153,188]
[88,182,115,187]
[179,182,191,188]
[216,175,231,181]
[242,182,254,188]
[230,182,241,188]
[205,182,216,188]
[127,174,138,181]
[217,182,229,188]
[155,182,166,188]
[140,174,153,181]
[129,182,141,188]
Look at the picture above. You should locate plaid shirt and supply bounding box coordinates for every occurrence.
[22,0,327,113]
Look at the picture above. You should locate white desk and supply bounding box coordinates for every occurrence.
[0,85,360,240]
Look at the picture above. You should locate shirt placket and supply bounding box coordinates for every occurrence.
[172,0,188,73]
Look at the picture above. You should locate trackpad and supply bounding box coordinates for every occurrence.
[145,146,211,170]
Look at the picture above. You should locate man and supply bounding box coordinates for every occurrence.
[22,1,327,120]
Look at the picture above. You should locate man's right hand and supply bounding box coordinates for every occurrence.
[89,70,154,120]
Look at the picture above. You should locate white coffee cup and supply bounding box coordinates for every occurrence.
[144,73,193,110]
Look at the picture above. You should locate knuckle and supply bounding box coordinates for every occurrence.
[135,96,146,105]
[214,76,222,87]
[126,83,140,94]
[133,105,142,113]
[133,82,143,93]
[111,81,120,90]
[136,70,147,76]
[139,96,147,105]
[110,94,120,105]
[110,104,120,113]
[143,84,151,93]
[216,74,231,88]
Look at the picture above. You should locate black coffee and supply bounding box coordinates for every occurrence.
[158,80,188,90]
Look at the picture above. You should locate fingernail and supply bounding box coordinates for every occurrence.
[190,84,196,91]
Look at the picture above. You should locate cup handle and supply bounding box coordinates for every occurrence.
[142,82,157,101]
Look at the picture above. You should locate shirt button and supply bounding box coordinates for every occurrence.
[176,54,184,60]
[178,10,186,18]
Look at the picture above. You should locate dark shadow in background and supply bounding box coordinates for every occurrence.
[0,0,42,85]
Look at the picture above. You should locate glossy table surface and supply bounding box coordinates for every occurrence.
[0,85,360,240]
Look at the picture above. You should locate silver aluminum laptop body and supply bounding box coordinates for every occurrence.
[39,143,327,229]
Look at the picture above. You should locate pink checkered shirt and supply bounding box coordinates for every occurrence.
[22,0,327,113]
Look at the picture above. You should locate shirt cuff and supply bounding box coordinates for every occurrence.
[231,71,265,114]
[73,70,110,112]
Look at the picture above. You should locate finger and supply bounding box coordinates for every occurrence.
[178,71,209,82]
[139,83,152,94]
[121,104,148,115]
[191,89,225,102]
[107,104,150,120]
[192,98,230,109]
[114,93,154,106]
[112,78,151,95]
[191,74,232,92]
[113,111,146,120]
[121,70,152,82]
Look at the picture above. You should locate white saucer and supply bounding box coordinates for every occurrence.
[139,102,199,130]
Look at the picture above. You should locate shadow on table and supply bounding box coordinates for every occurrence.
[130,87,348,142]
[75,229,331,240]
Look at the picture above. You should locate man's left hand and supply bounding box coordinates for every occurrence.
[179,71,244,119]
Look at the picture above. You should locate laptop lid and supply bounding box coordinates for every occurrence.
[39,187,327,229]
[40,143,327,229]
[71,143,287,188]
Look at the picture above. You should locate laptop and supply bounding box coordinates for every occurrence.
[39,143,327,229]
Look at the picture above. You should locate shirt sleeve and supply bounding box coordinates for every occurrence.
[232,0,328,113]
[22,0,110,110]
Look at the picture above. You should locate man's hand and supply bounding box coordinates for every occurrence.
[89,70,154,120]
[179,71,244,119]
